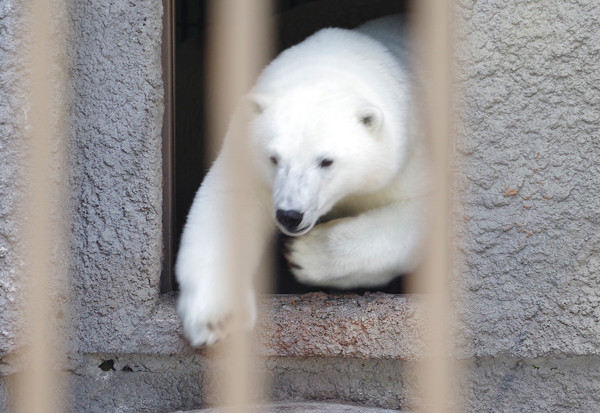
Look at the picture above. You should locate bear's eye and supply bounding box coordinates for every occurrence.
[319,158,334,168]
[269,155,279,166]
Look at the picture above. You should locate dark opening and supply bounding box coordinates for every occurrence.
[164,0,412,294]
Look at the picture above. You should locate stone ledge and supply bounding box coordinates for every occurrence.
[174,401,407,412]
[148,292,424,360]
[258,293,424,360]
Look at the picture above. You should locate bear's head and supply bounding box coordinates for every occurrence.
[248,82,408,237]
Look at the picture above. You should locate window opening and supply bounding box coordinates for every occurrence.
[161,0,176,293]
[164,0,413,294]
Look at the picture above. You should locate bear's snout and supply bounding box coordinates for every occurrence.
[276,209,304,232]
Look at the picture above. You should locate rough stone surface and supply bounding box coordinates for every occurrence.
[462,356,600,412]
[77,293,425,361]
[67,0,164,354]
[0,380,8,413]
[68,354,211,413]
[265,357,416,410]
[454,0,600,409]
[259,293,424,360]
[175,401,406,412]
[67,353,414,412]
[455,0,600,360]
[0,0,25,358]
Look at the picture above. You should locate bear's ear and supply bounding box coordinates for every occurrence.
[245,94,271,116]
[357,105,383,134]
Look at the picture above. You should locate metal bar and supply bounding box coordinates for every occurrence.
[411,0,459,412]
[14,1,68,412]
[205,0,273,410]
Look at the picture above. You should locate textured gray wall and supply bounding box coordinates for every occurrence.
[0,0,166,410]
[68,0,164,354]
[456,0,600,410]
[457,0,600,358]
[0,0,24,359]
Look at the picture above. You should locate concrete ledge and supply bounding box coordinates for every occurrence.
[258,293,424,360]
[175,401,406,412]
[68,354,413,411]
[143,293,424,360]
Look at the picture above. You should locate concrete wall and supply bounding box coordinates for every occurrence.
[67,0,164,355]
[0,0,25,361]
[456,0,600,410]
[457,0,600,358]
[1,0,600,412]
[0,4,25,409]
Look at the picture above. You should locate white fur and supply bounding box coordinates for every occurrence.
[176,15,429,346]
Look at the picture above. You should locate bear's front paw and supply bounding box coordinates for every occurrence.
[284,226,337,286]
[177,286,256,347]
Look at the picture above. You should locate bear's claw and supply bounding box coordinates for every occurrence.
[178,287,256,347]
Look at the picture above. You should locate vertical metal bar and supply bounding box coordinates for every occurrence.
[412,0,458,412]
[14,1,68,412]
[206,0,273,410]
[161,0,176,293]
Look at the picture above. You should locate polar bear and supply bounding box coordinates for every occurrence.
[176,15,429,346]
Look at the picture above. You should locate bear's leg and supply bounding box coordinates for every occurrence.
[176,155,273,346]
[286,199,426,289]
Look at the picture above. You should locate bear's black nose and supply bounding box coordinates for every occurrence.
[276,209,304,231]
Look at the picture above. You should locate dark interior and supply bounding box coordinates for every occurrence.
[173,0,412,294]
